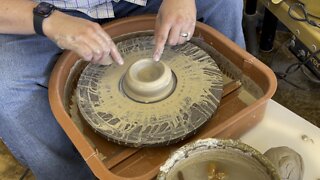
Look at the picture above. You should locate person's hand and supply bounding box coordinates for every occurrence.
[153,0,196,61]
[43,11,123,65]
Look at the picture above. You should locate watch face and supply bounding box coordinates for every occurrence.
[34,2,55,17]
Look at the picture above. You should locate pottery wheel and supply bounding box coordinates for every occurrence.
[76,35,223,147]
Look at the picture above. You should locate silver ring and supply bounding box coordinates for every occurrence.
[180,32,190,38]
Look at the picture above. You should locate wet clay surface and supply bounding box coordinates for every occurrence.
[76,35,223,147]
[158,139,280,180]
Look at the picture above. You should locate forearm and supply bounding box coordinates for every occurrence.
[153,0,196,61]
[0,0,123,65]
[0,0,38,34]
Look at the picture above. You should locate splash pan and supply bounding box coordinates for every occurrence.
[48,15,277,180]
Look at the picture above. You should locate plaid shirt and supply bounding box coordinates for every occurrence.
[34,0,147,19]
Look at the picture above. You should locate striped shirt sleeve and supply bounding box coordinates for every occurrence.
[34,0,148,19]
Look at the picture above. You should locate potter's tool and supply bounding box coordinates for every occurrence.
[76,35,223,147]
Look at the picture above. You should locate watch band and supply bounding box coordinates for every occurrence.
[33,14,45,36]
[33,2,56,37]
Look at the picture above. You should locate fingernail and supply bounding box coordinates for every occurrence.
[153,53,160,62]
[153,48,164,62]
[118,59,124,65]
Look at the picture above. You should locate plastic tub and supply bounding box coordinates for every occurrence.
[48,15,277,180]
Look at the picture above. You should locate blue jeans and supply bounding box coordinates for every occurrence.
[0,0,244,179]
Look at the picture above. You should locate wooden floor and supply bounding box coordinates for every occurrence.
[0,141,34,180]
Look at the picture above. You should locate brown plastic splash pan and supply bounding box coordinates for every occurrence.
[48,15,277,180]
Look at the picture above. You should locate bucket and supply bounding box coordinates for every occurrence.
[157,138,280,180]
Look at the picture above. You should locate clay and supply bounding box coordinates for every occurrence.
[76,35,223,147]
[122,58,175,103]
[264,146,304,180]
[157,138,280,180]
[48,16,278,179]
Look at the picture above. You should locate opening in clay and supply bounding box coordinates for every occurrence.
[134,61,164,82]
[122,58,176,103]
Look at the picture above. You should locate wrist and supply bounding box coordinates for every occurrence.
[33,2,57,36]
[42,10,63,38]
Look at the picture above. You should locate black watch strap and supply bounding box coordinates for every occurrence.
[33,2,56,37]
[33,14,45,36]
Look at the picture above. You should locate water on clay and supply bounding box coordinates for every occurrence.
[64,32,264,147]
[223,75,258,105]
[159,139,278,180]
[166,150,273,180]
[134,61,164,82]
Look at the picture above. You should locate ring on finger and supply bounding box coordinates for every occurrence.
[180,32,191,41]
[180,32,189,38]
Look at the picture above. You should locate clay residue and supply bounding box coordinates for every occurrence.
[136,63,163,82]
[76,36,223,147]
[158,139,280,180]
[264,146,304,180]
[193,38,264,99]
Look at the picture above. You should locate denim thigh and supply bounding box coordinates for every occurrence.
[0,17,94,180]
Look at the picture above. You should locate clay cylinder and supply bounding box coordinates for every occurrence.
[122,58,174,103]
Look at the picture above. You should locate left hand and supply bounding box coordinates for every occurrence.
[153,0,196,61]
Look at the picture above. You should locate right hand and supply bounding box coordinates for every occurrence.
[43,11,123,65]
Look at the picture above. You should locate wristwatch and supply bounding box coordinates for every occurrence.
[33,2,56,36]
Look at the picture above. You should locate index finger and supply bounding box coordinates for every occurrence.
[96,28,124,65]
[110,44,124,65]
[153,20,171,61]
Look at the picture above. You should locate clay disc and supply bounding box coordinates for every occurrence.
[76,34,223,147]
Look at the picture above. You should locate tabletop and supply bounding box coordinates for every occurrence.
[241,99,320,180]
